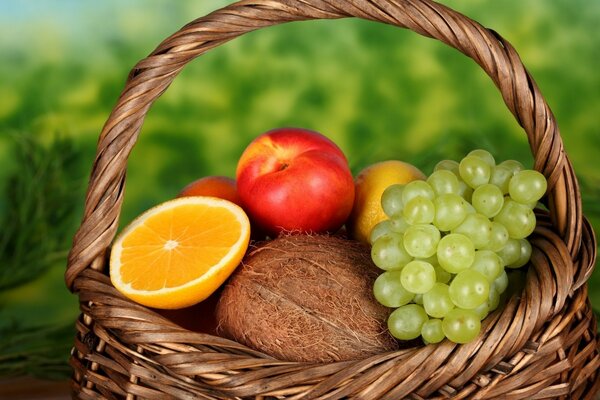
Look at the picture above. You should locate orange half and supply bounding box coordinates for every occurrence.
[110,197,250,309]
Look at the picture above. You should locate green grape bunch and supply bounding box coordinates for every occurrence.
[371,149,547,344]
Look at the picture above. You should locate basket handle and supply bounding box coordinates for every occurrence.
[66,0,593,290]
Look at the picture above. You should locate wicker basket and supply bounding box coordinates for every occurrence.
[66,0,600,398]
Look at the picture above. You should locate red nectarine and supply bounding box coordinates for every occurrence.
[236,128,354,235]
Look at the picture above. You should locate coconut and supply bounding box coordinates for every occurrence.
[215,234,399,362]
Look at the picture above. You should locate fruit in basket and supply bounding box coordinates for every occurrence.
[179,175,242,206]
[371,149,547,344]
[215,234,399,362]
[110,197,250,309]
[236,127,354,235]
[348,160,426,244]
[508,170,547,204]
[441,308,481,344]
[387,304,429,340]
[178,176,267,240]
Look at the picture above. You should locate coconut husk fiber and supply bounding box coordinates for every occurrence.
[215,234,399,363]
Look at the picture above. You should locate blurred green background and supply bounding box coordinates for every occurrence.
[0,0,599,379]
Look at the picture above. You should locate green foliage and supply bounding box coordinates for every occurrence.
[0,134,84,290]
[0,322,75,380]
[0,134,84,380]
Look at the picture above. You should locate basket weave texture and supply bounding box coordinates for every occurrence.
[66,0,600,398]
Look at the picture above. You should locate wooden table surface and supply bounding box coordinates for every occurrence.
[0,377,70,400]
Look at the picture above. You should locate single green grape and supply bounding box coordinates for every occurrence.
[414,293,424,305]
[423,283,455,318]
[509,170,547,205]
[457,180,474,202]
[437,233,475,273]
[494,270,509,294]
[507,239,532,269]
[421,319,445,344]
[371,233,413,270]
[381,184,405,218]
[442,308,481,344]
[373,271,415,307]
[490,165,513,194]
[433,194,468,232]
[468,149,496,167]
[434,159,460,176]
[471,250,503,281]
[452,213,492,249]
[494,199,536,239]
[498,159,524,176]
[488,284,501,311]
[483,222,509,252]
[434,264,452,284]
[472,184,504,218]
[473,301,490,320]
[390,216,411,234]
[401,260,436,294]
[403,224,441,258]
[403,197,436,225]
[369,220,393,245]
[422,254,440,266]
[449,270,490,309]
[402,180,435,204]
[459,156,491,188]
[388,304,428,340]
[524,200,539,209]
[496,238,521,266]
[427,170,460,196]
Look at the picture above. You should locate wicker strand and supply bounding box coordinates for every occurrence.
[66,0,598,398]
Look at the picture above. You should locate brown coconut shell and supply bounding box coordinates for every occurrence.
[215,234,399,362]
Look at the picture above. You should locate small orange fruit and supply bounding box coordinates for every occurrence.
[110,197,250,309]
[348,160,425,244]
[179,176,242,207]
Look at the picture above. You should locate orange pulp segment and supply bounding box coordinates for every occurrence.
[110,197,250,309]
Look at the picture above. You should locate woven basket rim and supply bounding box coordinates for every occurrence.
[65,0,599,398]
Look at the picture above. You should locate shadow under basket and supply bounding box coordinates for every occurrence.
[65,0,600,398]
